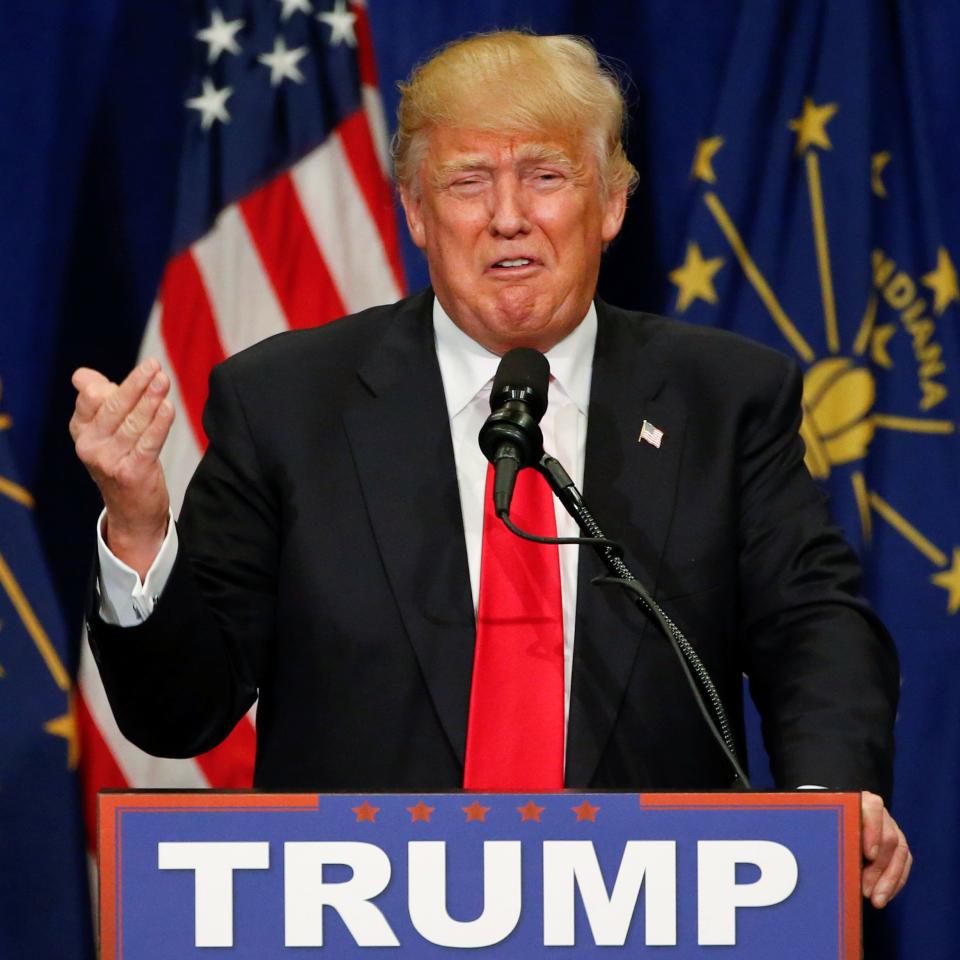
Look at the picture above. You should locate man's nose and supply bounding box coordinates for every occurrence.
[488,178,531,238]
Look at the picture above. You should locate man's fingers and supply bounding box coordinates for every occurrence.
[131,399,175,464]
[860,791,884,860]
[109,370,170,453]
[105,397,174,492]
[71,368,113,423]
[860,792,911,908]
[868,825,911,908]
[72,361,172,489]
[108,399,174,489]
[72,366,111,393]
[91,358,162,436]
[900,848,913,892]
[872,837,908,907]
[862,808,897,895]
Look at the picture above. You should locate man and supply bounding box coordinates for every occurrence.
[71,31,910,906]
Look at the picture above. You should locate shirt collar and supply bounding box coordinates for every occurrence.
[433,296,597,419]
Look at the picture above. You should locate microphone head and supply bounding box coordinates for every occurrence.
[490,348,550,422]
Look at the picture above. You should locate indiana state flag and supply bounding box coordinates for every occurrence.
[0,388,92,957]
[666,2,959,957]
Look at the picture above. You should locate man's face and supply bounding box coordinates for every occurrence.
[400,127,627,355]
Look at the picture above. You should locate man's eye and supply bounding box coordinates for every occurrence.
[532,171,565,185]
[449,176,486,191]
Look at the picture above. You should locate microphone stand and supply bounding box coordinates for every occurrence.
[531,453,752,789]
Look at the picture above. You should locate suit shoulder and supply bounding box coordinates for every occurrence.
[604,303,800,398]
[214,295,420,388]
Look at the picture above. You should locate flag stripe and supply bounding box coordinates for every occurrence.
[362,85,391,176]
[337,110,406,291]
[240,173,346,328]
[290,137,401,312]
[138,305,202,516]
[355,0,391,175]
[353,4,380,89]
[76,688,128,846]
[192,205,290,356]
[193,717,257,787]
[159,252,228,450]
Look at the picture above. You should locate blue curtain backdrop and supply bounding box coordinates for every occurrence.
[1,1,957,956]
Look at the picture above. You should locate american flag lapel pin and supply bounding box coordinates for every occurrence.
[639,419,664,449]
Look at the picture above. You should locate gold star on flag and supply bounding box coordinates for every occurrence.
[44,693,80,770]
[921,247,959,315]
[931,548,960,615]
[690,136,724,184]
[669,242,725,313]
[788,97,839,153]
[871,151,891,198]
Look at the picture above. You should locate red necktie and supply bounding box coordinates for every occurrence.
[463,463,565,790]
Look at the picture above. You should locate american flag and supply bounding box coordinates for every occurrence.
[639,419,664,449]
[76,0,404,865]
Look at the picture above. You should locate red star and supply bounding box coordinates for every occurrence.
[517,800,545,822]
[462,800,491,822]
[407,800,436,823]
[572,800,600,822]
[351,800,380,823]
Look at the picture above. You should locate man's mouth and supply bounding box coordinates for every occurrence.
[491,257,538,269]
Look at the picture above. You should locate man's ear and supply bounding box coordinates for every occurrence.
[399,186,427,250]
[601,186,628,246]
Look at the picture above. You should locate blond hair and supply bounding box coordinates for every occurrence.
[392,30,638,197]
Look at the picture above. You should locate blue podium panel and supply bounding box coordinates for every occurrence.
[99,791,860,959]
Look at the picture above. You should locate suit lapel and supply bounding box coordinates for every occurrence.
[565,301,688,786]
[341,291,475,768]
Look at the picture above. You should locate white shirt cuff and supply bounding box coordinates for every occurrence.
[96,508,178,627]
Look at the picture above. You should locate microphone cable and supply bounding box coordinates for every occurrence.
[498,452,751,790]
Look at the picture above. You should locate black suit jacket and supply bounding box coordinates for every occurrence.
[87,290,900,796]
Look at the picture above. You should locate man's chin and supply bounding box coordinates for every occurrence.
[478,322,569,357]
[443,289,580,354]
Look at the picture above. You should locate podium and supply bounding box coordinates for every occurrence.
[99,790,860,958]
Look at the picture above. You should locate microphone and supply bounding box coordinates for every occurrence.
[478,348,550,516]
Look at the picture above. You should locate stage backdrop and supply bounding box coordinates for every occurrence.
[1,2,957,958]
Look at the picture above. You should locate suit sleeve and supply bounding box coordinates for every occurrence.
[86,361,276,758]
[735,357,900,799]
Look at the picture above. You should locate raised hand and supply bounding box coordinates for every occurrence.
[70,358,175,581]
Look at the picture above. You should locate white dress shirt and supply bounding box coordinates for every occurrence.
[433,299,595,732]
[97,298,596,729]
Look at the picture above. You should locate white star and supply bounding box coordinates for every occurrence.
[317,0,357,47]
[257,36,310,86]
[195,9,244,63]
[186,77,233,130]
[277,0,312,21]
